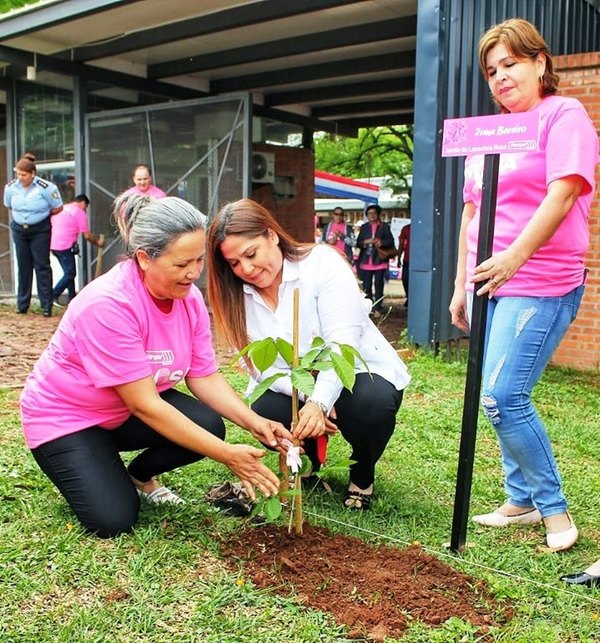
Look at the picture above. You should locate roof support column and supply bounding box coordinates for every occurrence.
[408,0,447,347]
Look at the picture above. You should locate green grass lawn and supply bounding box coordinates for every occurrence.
[1,353,599,642]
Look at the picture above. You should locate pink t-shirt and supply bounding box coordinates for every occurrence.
[122,184,167,198]
[360,222,387,271]
[20,260,217,448]
[50,203,90,251]
[463,95,598,297]
[326,221,347,256]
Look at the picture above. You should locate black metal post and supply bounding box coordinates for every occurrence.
[450,153,499,553]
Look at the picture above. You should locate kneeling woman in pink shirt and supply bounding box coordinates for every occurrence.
[21,194,291,537]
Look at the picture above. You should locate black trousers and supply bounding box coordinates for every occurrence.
[251,373,403,489]
[362,269,386,312]
[402,260,410,302]
[10,218,53,312]
[31,389,225,538]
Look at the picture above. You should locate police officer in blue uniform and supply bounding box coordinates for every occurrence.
[4,154,63,316]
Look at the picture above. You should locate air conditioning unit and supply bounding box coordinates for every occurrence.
[251,152,275,184]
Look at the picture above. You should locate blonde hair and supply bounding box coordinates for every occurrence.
[478,18,558,111]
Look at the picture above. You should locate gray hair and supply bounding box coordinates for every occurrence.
[113,194,208,259]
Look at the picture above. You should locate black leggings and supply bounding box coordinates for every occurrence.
[31,389,225,538]
[251,373,403,489]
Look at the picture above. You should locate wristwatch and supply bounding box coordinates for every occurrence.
[305,397,328,415]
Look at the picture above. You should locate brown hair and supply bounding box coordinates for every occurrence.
[207,198,312,353]
[16,153,36,173]
[478,18,559,111]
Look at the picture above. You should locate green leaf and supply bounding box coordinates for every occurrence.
[337,342,371,373]
[307,360,333,372]
[275,338,294,366]
[249,338,279,372]
[310,336,325,348]
[279,488,302,498]
[339,343,357,367]
[298,455,312,476]
[250,497,267,518]
[229,342,253,366]
[290,368,316,397]
[300,346,324,368]
[245,373,286,406]
[330,352,356,391]
[316,458,357,477]
[263,496,282,522]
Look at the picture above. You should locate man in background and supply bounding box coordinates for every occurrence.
[50,194,104,306]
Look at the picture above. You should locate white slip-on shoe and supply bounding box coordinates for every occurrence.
[545,514,578,552]
[138,485,185,505]
[472,507,542,527]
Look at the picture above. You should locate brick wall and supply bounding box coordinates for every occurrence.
[551,53,600,370]
[251,144,315,243]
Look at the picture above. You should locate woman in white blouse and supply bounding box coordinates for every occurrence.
[207,199,410,510]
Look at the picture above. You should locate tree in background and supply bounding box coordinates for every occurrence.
[314,125,413,201]
[0,0,39,13]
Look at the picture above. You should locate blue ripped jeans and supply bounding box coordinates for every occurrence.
[480,285,584,518]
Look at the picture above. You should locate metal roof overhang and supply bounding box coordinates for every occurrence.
[0,0,418,137]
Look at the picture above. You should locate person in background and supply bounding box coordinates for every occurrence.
[356,204,395,318]
[21,194,292,538]
[123,164,166,198]
[4,153,63,317]
[321,206,356,262]
[398,222,411,306]
[207,198,410,510]
[50,194,105,306]
[449,18,598,552]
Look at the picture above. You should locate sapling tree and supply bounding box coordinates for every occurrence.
[233,317,368,534]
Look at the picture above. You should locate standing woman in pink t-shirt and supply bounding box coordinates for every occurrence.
[122,164,167,198]
[449,19,598,553]
[21,195,292,537]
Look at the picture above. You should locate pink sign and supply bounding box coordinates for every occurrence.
[442,111,540,157]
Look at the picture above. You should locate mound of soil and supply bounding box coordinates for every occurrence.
[224,523,511,640]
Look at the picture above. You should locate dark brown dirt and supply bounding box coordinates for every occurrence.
[0,306,62,388]
[224,523,511,640]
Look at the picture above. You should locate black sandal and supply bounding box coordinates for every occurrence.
[344,490,373,510]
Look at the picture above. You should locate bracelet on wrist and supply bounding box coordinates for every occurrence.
[305,398,327,415]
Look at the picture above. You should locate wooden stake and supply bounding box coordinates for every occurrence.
[291,287,303,535]
[94,235,105,280]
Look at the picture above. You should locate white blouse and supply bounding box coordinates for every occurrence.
[242,244,410,411]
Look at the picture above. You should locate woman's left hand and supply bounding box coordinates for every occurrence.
[472,248,522,298]
[293,401,339,440]
[247,417,294,455]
